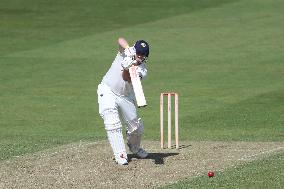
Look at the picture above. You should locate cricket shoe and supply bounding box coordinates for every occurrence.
[135,148,148,159]
[115,153,128,165]
[128,143,148,158]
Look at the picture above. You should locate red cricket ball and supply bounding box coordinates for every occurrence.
[208,171,214,177]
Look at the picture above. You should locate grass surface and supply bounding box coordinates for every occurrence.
[161,152,284,189]
[0,0,283,187]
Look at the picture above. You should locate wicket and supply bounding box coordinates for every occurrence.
[160,92,179,149]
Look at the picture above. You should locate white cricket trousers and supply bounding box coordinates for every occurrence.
[97,83,138,123]
[97,83,139,158]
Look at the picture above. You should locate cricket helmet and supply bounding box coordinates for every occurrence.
[134,40,150,57]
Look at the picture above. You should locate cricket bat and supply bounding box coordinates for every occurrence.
[129,65,147,107]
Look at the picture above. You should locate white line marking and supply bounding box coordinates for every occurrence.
[239,146,284,161]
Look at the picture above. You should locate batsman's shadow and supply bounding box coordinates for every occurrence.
[128,152,179,165]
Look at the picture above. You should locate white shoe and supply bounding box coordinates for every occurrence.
[135,148,148,158]
[115,153,128,165]
[127,143,148,159]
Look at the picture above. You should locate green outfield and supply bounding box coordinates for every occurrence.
[0,0,283,188]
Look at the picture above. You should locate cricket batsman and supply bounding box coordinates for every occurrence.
[97,37,150,165]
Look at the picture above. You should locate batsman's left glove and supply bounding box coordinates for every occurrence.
[124,47,136,57]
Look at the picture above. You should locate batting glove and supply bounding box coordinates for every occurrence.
[124,47,136,57]
[121,57,136,70]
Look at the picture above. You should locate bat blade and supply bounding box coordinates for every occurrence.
[129,66,147,107]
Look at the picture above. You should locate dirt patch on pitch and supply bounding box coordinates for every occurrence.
[0,141,283,189]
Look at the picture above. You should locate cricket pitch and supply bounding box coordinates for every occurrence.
[0,141,283,188]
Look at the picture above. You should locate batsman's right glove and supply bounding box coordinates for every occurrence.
[121,57,137,70]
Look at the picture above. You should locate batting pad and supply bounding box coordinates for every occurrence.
[127,118,144,153]
[107,128,126,157]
